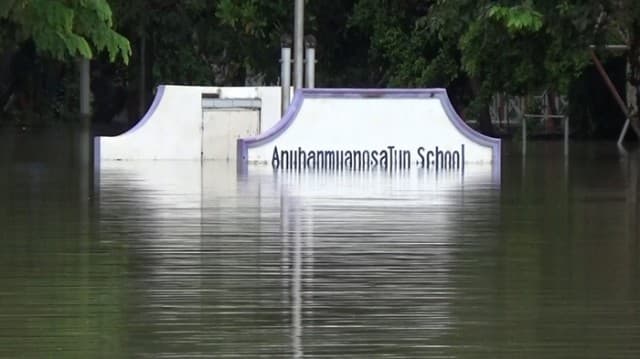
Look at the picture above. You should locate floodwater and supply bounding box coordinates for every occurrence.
[0,133,639,358]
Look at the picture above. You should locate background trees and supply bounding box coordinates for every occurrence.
[1,0,130,62]
[0,0,636,139]
[0,0,129,124]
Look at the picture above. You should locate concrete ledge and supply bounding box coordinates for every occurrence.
[202,98,262,109]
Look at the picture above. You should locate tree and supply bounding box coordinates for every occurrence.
[350,0,495,131]
[0,0,131,124]
[1,0,130,62]
[475,1,640,137]
[116,0,370,87]
[592,0,640,135]
[350,0,632,136]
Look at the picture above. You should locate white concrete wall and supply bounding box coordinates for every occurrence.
[97,85,284,161]
[202,109,260,161]
[248,97,494,164]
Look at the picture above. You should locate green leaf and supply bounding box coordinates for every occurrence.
[1,0,129,63]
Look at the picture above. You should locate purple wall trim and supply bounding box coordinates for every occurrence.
[433,90,502,178]
[124,85,166,135]
[94,85,165,168]
[237,89,305,162]
[237,88,501,175]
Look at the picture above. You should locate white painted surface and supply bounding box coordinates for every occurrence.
[98,85,285,161]
[99,86,202,160]
[203,109,260,161]
[247,97,494,164]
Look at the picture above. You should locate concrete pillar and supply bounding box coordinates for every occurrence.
[281,35,292,116]
[304,35,316,88]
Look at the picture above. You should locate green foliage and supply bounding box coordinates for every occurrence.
[216,0,268,36]
[108,0,291,85]
[488,4,543,33]
[350,0,442,86]
[1,0,130,63]
[351,0,605,94]
[109,0,370,87]
[3,0,640,135]
[347,0,620,133]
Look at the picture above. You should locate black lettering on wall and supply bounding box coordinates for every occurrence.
[380,150,388,168]
[353,151,361,169]
[435,146,443,170]
[345,151,353,169]
[298,147,306,168]
[362,151,370,169]
[452,151,460,169]
[324,151,335,169]
[427,150,434,169]
[417,147,425,167]
[272,146,280,169]
[387,146,395,169]
[402,150,411,169]
[268,144,469,171]
[307,151,316,168]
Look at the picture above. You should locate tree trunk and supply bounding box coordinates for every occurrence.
[546,88,559,132]
[469,77,496,137]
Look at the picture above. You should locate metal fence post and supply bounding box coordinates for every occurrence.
[281,35,292,116]
[304,35,316,89]
[522,115,527,155]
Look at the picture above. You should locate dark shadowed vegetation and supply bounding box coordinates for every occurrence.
[0,0,639,140]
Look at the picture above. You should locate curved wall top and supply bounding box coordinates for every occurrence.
[97,85,203,161]
[96,85,284,162]
[238,88,501,174]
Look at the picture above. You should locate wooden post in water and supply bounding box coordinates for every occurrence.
[521,97,527,155]
[79,58,95,199]
[80,58,90,119]
[79,57,92,168]
[564,116,569,157]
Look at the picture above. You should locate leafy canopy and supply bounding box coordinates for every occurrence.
[488,4,543,33]
[1,0,131,63]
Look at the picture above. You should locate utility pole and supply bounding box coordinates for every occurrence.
[293,0,304,91]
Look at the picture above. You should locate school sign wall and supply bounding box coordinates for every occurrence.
[237,89,500,173]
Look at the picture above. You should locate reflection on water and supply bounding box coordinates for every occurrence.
[0,142,639,358]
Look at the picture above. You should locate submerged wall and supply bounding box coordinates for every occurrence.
[238,89,501,177]
[98,86,500,180]
[96,85,283,161]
